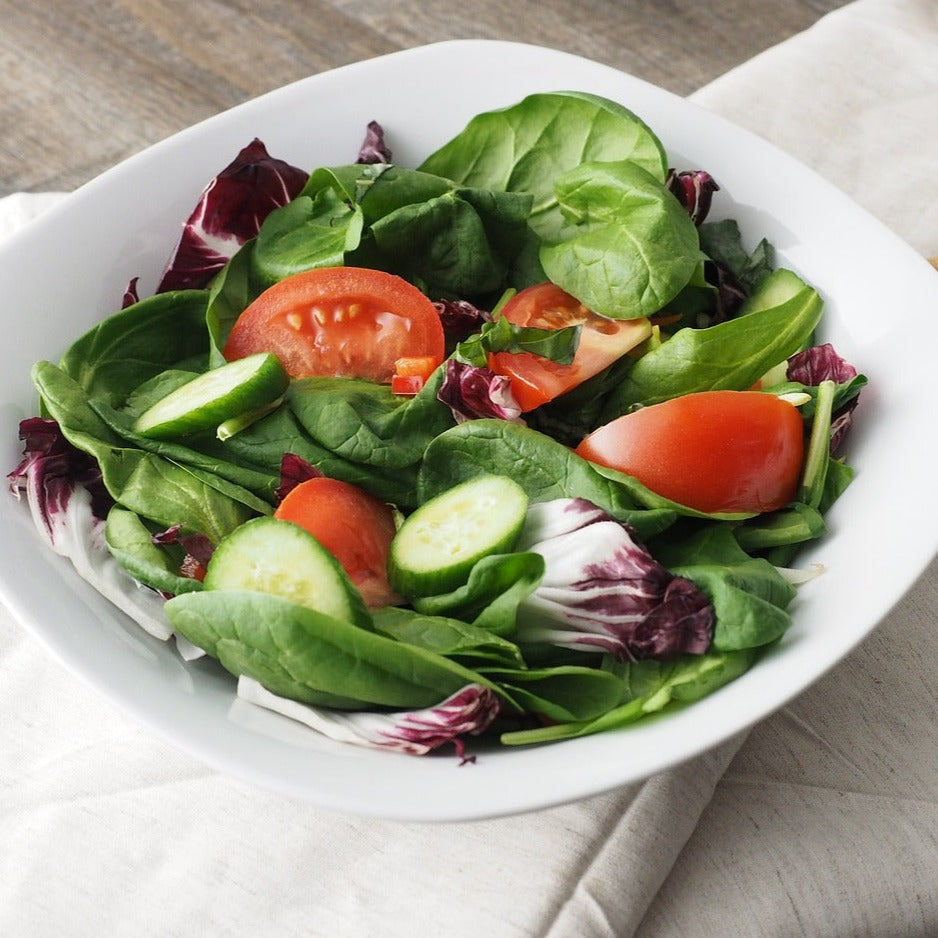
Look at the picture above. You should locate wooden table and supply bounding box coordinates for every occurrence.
[1,0,848,195]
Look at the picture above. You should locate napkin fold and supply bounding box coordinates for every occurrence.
[2,2,937,936]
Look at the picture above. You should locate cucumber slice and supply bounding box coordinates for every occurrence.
[204,516,371,628]
[388,475,529,598]
[134,352,289,439]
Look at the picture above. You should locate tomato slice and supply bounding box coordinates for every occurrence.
[487,283,652,412]
[575,390,805,514]
[273,476,399,608]
[223,267,445,383]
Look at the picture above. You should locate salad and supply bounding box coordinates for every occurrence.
[8,91,866,758]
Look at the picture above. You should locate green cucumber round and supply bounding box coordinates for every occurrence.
[133,352,289,439]
[388,474,529,598]
[204,516,371,628]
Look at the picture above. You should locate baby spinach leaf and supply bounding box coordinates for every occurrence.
[105,506,203,595]
[455,315,581,367]
[34,361,257,542]
[651,524,796,650]
[480,664,624,723]
[248,190,363,292]
[59,290,210,406]
[601,270,823,415]
[540,160,702,320]
[733,503,827,554]
[286,369,455,471]
[698,218,774,293]
[371,606,525,668]
[413,551,545,636]
[165,589,494,709]
[500,647,756,745]
[419,91,668,242]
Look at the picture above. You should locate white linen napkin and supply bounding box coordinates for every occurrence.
[2,2,936,936]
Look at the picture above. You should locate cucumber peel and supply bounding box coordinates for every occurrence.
[134,352,289,439]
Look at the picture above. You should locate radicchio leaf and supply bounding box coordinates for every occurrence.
[666,169,719,226]
[275,452,323,503]
[356,120,392,164]
[157,138,308,292]
[8,418,171,640]
[434,298,491,340]
[238,676,499,756]
[151,524,216,583]
[516,498,714,660]
[788,343,861,451]
[437,359,523,424]
[8,417,112,542]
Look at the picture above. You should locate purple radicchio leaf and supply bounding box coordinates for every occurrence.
[438,359,523,424]
[157,138,308,293]
[151,524,216,584]
[238,676,500,757]
[275,452,323,504]
[666,169,719,226]
[8,417,112,545]
[787,343,860,452]
[515,498,714,660]
[702,260,748,325]
[122,276,140,309]
[356,120,393,164]
[433,298,491,340]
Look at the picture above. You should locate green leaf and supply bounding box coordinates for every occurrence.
[602,271,823,415]
[455,316,581,368]
[419,91,669,242]
[500,647,756,745]
[540,160,702,319]
[59,290,210,406]
[105,506,203,595]
[165,589,494,709]
[371,606,525,668]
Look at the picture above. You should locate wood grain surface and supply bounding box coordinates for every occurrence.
[0,0,849,195]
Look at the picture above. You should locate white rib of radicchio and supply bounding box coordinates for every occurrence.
[237,676,499,757]
[8,418,173,640]
[514,498,714,659]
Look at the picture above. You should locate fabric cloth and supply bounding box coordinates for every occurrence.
[2,1,936,935]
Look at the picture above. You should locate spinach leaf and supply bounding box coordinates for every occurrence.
[371,606,525,668]
[165,589,495,709]
[540,160,702,320]
[651,523,796,650]
[34,361,257,542]
[601,271,823,415]
[500,647,756,745]
[419,91,668,242]
[249,189,363,291]
[479,664,624,723]
[698,218,774,293]
[413,551,545,636]
[59,290,210,406]
[105,506,203,595]
[305,164,533,297]
[456,315,581,367]
[286,369,455,471]
[733,503,827,554]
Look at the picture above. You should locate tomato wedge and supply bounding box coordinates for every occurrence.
[575,390,805,514]
[223,267,445,383]
[273,476,399,608]
[487,283,651,412]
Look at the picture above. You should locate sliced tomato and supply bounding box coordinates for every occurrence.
[223,267,445,383]
[273,476,399,608]
[575,390,804,514]
[487,283,652,412]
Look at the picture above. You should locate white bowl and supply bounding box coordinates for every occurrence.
[2,40,937,822]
